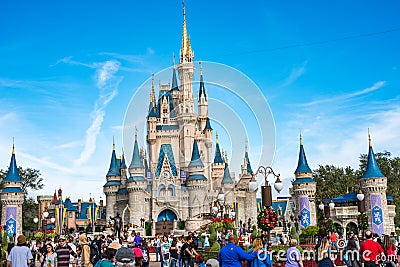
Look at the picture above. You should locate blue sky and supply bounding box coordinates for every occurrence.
[0,0,399,201]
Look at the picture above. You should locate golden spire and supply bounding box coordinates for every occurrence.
[180,0,193,63]
[150,74,156,107]
[221,149,225,158]
[216,132,219,144]
[12,137,15,154]
[300,130,303,146]
[368,128,372,147]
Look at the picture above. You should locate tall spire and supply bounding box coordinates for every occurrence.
[214,132,224,164]
[198,62,207,100]
[294,134,312,174]
[189,140,204,167]
[106,139,120,177]
[180,0,193,63]
[121,148,127,169]
[150,74,156,107]
[130,130,144,169]
[4,142,22,182]
[222,162,233,184]
[171,66,179,91]
[244,141,253,174]
[363,130,384,179]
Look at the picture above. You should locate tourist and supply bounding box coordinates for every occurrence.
[345,239,361,267]
[317,238,334,267]
[94,248,116,267]
[360,230,384,267]
[177,236,183,267]
[7,235,33,267]
[181,237,197,267]
[285,239,304,267]
[383,235,396,266]
[247,237,272,267]
[330,231,339,252]
[203,235,210,249]
[55,235,77,267]
[115,247,135,267]
[127,232,136,247]
[218,235,261,267]
[39,244,57,267]
[68,236,77,267]
[141,241,150,267]
[135,232,143,248]
[170,240,179,267]
[155,235,162,262]
[161,236,171,267]
[74,245,82,267]
[133,245,144,267]
[78,233,93,267]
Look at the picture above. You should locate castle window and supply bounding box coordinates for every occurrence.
[163,109,167,114]
[163,118,167,124]
[68,211,73,218]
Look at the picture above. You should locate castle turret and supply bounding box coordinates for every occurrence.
[198,65,208,130]
[103,140,121,219]
[127,132,146,226]
[1,142,25,236]
[187,140,207,218]
[211,133,225,189]
[291,133,317,227]
[361,131,393,234]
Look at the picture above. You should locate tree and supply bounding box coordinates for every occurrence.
[0,166,44,196]
[0,166,44,232]
[313,151,400,227]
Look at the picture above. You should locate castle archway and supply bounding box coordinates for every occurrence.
[155,209,177,235]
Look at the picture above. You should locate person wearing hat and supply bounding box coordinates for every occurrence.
[7,235,33,267]
[79,233,94,267]
[39,244,57,267]
[55,235,77,267]
[115,247,135,267]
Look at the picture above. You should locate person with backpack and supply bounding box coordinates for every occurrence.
[141,241,150,267]
[55,235,77,267]
[79,233,99,267]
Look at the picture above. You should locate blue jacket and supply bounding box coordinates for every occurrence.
[247,248,273,267]
[218,243,258,267]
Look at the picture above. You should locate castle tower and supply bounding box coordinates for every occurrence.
[103,140,121,218]
[291,134,317,227]
[198,65,208,130]
[0,143,25,236]
[211,133,225,189]
[187,140,207,219]
[360,131,393,234]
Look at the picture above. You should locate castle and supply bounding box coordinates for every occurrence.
[103,5,257,233]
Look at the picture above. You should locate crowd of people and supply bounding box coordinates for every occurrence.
[5,229,400,267]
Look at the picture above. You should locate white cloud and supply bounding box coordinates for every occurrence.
[74,60,122,167]
[277,61,307,88]
[302,81,386,107]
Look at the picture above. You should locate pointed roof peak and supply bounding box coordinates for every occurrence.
[189,139,204,167]
[180,0,193,63]
[12,137,15,154]
[214,136,224,164]
[171,65,179,91]
[112,136,116,150]
[363,130,385,179]
[198,62,207,99]
[222,162,233,184]
[300,130,303,146]
[130,131,144,169]
[106,140,120,177]
[295,135,312,174]
[3,142,22,183]
[204,117,212,130]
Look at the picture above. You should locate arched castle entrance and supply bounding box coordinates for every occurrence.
[155,209,177,235]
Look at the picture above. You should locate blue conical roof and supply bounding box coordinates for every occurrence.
[199,73,207,100]
[130,136,144,169]
[295,144,312,173]
[363,145,385,178]
[4,147,22,182]
[189,140,204,167]
[121,153,127,168]
[106,146,120,177]
[171,67,179,91]
[222,163,233,184]
[245,151,253,174]
[204,117,212,130]
[148,102,156,117]
[214,143,224,164]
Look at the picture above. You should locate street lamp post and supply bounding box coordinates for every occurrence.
[251,166,282,208]
[42,210,49,232]
[357,189,365,238]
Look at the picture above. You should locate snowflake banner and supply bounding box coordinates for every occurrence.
[6,206,17,236]
[299,196,311,227]
[370,194,384,236]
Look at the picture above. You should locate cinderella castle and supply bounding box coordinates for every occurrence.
[103,5,257,233]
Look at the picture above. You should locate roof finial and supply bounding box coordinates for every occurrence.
[172,53,176,68]
[12,137,15,154]
[112,136,115,150]
[199,61,202,76]
[299,130,303,146]
[222,149,225,158]
[225,153,229,164]
[245,139,248,152]
[368,128,372,147]
[216,132,219,144]
[150,74,156,107]
[135,126,138,140]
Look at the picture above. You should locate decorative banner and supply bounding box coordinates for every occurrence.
[56,206,65,234]
[299,196,311,227]
[180,170,186,181]
[147,171,152,180]
[6,207,17,236]
[370,194,384,236]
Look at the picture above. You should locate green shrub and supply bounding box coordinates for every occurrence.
[210,241,221,252]
[300,226,319,237]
